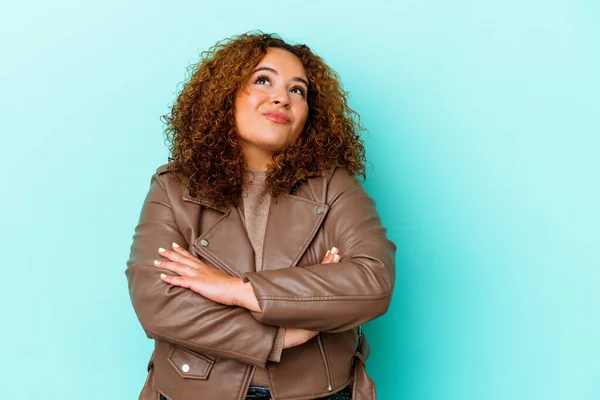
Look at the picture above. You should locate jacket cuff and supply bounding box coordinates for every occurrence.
[268,327,286,362]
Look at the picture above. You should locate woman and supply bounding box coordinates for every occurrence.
[126,32,396,400]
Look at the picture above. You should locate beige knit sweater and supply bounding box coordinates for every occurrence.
[237,170,285,388]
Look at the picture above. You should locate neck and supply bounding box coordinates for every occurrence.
[240,140,275,171]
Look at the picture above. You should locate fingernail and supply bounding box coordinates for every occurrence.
[153,260,161,266]
[331,247,338,255]
[160,273,167,279]
[325,250,330,257]
[334,254,340,262]
[172,242,180,248]
[158,247,166,253]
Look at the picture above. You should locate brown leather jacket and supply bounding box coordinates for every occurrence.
[126,164,396,400]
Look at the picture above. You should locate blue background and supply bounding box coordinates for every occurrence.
[1,1,598,399]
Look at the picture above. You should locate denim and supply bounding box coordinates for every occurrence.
[159,385,352,400]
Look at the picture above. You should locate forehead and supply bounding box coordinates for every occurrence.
[255,47,307,80]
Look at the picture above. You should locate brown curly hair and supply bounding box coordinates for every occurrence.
[161,31,366,209]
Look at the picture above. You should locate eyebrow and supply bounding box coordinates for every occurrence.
[252,66,309,88]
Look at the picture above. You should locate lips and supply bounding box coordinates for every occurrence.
[263,110,291,124]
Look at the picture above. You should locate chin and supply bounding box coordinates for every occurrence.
[259,136,293,152]
[240,131,297,154]
[262,142,289,153]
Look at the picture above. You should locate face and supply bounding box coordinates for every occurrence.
[234,47,309,170]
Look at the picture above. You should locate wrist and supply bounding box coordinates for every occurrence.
[232,279,261,312]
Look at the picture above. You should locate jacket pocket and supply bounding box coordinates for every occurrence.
[167,346,215,379]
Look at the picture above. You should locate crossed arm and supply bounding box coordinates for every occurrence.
[126,169,395,367]
[154,241,341,348]
[126,173,346,368]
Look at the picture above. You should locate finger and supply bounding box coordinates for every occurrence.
[320,249,333,264]
[154,260,198,278]
[321,247,340,264]
[330,247,340,263]
[160,273,193,289]
[158,247,199,269]
[321,248,337,264]
[170,242,198,261]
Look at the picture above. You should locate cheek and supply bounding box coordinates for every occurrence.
[295,105,309,131]
[235,92,262,119]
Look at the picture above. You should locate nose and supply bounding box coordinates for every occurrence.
[271,87,291,108]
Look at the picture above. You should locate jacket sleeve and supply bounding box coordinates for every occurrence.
[125,172,283,368]
[242,168,396,333]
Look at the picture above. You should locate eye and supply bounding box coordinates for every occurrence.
[290,86,306,97]
[254,74,271,85]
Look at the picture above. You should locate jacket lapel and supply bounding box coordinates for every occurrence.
[183,188,255,277]
[261,193,329,270]
[182,172,329,275]
[193,208,256,277]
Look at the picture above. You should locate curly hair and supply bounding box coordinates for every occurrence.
[161,31,366,209]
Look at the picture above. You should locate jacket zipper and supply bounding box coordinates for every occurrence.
[317,333,333,392]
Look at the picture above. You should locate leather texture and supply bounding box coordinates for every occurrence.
[126,164,396,400]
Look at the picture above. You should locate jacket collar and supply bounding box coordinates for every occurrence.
[182,188,228,213]
[181,169,324,213]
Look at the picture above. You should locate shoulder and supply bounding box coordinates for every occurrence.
[327,166,364,192]
[154,163,185,182]
[151,163,178,186]
[150,163,186,197]
[156,163,171,175]
[316,166,366,205]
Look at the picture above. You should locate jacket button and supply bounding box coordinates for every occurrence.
[316,206,324,214]
[181,364,190,373]
[200,239,209,247]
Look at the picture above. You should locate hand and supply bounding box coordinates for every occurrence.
[321,246,341,264]
[156,243,341,313]
[283,328,319,349]
[154,242,241,307]
[282,246,342,348]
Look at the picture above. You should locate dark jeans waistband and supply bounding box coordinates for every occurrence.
[245,386,271,399]
[160,385,352,400]
[245,385,352,400]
